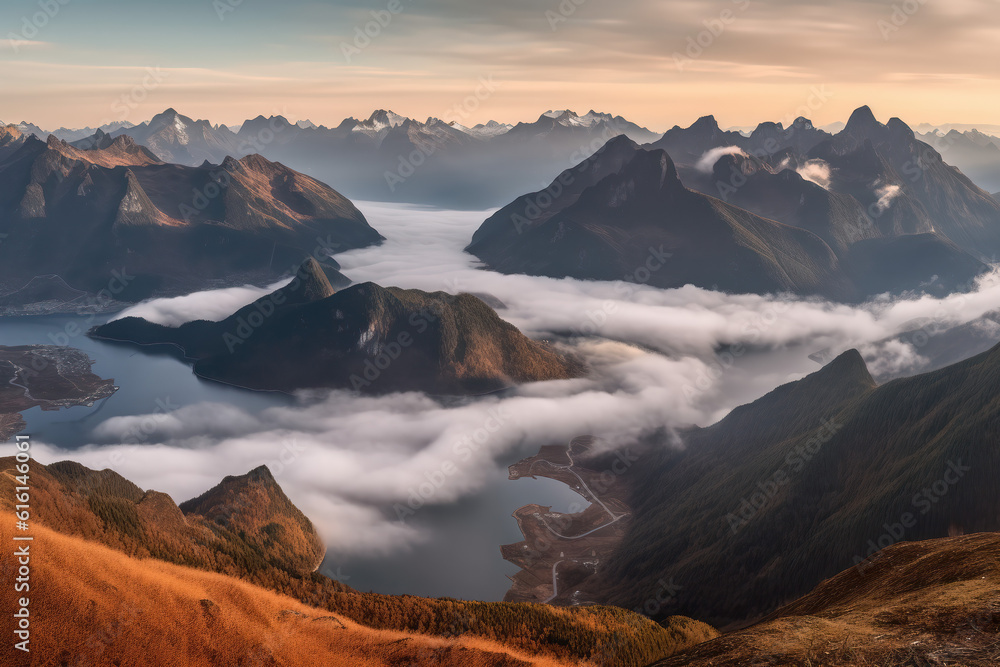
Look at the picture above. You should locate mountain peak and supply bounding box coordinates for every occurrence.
[290,257,337,301]
[691,115,720,131]
[845,105,880,129]
[626,148,681,191]
[366,109,407,127]
[602,134,640,152]
[790,116,815,130]
[886,116,915,138]
[814,348,875,389]
[245,464,276,483]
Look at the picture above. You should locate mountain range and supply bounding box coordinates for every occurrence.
[0,108,681,208]
[915,128,1000,194]
[0,130,381,308]
[467,107,1000,301]
[13,107,1000,210]
[91,258,583,394]
[466,134,990,300]
[506,341,1000,628]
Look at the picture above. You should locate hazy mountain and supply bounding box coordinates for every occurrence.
[650,115,749,164]
[55,108,662,207]
[92,259,583,394]
[506,109,660,144]
[466,136,987,301]
[47,120,136,142]
[449,119,513,138]
[12,121,46,138]
[587,344,1000,627]
[916,121,1000,136]
[807,107,1000,258]
[649,107,1000,262]
[113,108,243,165]
[657,532,1000,666]
[915,129,1000,193]
[0,134,382,305]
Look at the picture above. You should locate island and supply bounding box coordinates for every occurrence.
[0,345,118,440]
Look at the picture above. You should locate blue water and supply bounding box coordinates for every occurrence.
[0,314,580,601]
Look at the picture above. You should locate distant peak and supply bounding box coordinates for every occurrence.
[366,109,407,127]
[601,134,640,151]
[689,115,721,133]
[754,121,783,132]
[846,105,880,128]
[542,109,575,119]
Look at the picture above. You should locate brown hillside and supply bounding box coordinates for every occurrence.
[0,522,579,667]
[0,457,716,666]
[654,533,1000,666]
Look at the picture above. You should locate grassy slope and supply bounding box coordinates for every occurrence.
[0,458,716,666]
[0,521,576,667]
[653,533,1000,666]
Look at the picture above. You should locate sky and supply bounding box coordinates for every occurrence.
[2,0,999,131]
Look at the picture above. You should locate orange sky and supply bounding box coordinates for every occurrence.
[2,0,998,131]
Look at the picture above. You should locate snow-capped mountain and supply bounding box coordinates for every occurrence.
[350,110,410,141]
[448,119,513,138]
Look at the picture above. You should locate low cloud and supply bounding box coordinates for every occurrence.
[115,279,290,326]
[874,183,903,212]
[796,158,832,189]
[33,201,1000,560]
[695,146,747,173]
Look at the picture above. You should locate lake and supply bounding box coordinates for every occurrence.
[0,313,582,602]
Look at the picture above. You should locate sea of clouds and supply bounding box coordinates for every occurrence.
[35,201,1000,559]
